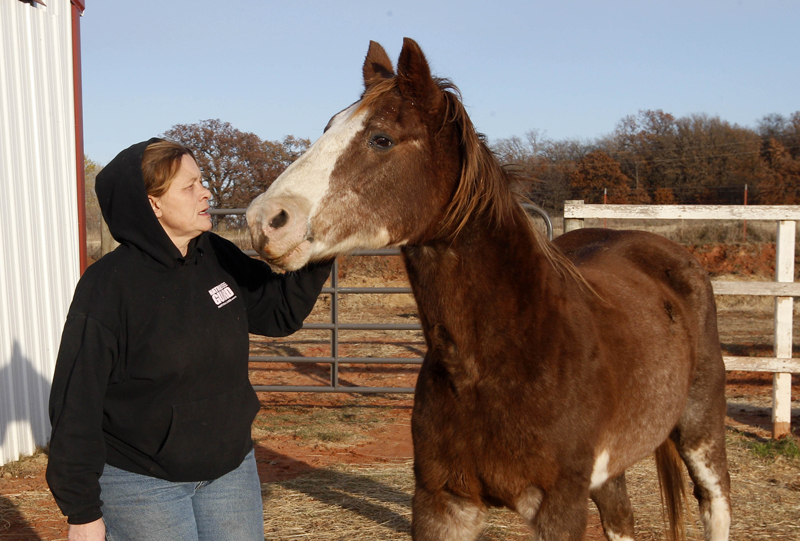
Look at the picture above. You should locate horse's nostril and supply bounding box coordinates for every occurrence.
[269,209,289,229]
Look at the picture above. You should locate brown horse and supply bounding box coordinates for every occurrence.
[247,38,731,541]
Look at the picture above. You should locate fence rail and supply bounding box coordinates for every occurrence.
[250,272,423,394]
[564,201,799,438]
[563,203,800,221]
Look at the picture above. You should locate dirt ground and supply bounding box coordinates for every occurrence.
[2,246,799,540]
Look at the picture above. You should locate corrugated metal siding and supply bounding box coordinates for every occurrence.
[0,0,80,466]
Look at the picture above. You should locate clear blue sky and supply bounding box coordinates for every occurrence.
[81,0,799,165]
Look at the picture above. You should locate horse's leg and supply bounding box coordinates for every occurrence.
[673,348,731,540]
[411,486,486,541]
[672,425,731,541]
[590,473,635,541]
[528,482,590,541]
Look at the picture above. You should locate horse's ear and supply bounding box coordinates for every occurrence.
[396,38,442,111]
[363,41,395,90]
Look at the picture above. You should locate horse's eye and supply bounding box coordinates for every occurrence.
[369,134,394,150]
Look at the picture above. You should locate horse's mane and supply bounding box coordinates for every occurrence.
[436,80,588,285]
[435,80,518,238]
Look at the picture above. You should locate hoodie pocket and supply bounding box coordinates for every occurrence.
[153,382,260,481]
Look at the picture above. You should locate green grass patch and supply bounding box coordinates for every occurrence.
[744,435,800,460]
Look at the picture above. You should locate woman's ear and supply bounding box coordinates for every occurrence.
[148,195,163,219]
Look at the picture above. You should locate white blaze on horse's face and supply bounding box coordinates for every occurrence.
[247,102,392,270]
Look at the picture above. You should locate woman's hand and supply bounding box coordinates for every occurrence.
[68,518,105,541]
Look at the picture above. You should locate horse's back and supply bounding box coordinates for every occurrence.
[555,228,715,313]
[555,227,721,357]
[556,228,702,276]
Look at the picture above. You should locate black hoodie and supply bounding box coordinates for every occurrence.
[46,138,331,525]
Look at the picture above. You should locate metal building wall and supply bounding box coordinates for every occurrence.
[0,0,80,466]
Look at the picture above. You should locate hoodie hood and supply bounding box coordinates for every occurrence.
[96,138,187,267]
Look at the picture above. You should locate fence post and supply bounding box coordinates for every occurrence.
[773,220,795,438]
[743,184,748,242]
[564,200,585,233]
[330,259,339,390]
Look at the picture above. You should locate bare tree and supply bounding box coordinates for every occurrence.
[162,119,310,209]
[570,150,631,203]
[84,156,104,259]
[758,112,800,160]
[758,138,800,204]
[231,135,311,207]
[493,131,590,213]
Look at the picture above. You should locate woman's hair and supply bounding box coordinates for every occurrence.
[141,140,196,197]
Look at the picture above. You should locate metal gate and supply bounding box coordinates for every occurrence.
[211,205,553,394]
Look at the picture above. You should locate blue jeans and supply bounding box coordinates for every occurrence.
[99,449,264,541]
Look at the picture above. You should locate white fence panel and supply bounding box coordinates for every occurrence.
[0,0,80,466]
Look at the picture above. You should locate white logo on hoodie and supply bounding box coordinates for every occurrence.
[208,282,236,308]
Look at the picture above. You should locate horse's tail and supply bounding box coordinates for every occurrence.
[655,438,687,541]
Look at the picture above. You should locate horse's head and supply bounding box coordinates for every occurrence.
[247,38,510,270]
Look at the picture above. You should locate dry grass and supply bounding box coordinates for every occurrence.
[2,425,798,540]
[0,448,48,480]
[0,449,67,540]
[258,430,800,541]
[263,462,413,540]
[252,405,392,447]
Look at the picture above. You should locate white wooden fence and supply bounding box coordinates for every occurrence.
[563,201,799,439]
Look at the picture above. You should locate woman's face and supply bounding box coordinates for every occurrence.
[148,154,213,254]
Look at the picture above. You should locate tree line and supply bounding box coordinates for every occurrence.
[494,110,800,214]
[86,111,799,226]
[162,119,311,209]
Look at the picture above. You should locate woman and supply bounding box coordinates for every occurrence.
[46,138,331,540]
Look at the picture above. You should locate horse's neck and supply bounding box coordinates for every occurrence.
[402,212,562,349]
